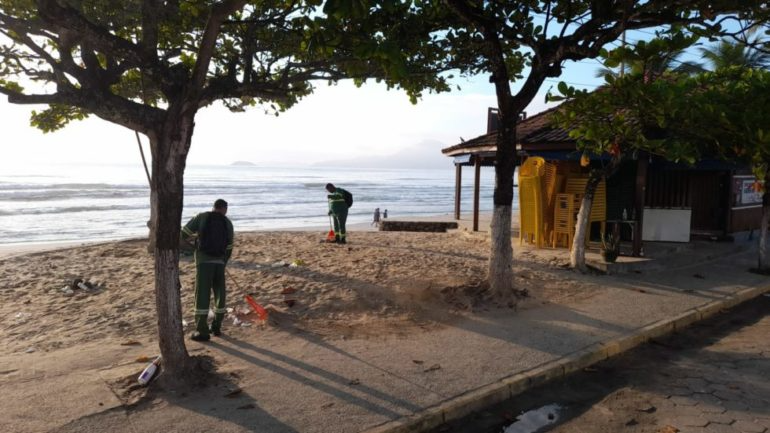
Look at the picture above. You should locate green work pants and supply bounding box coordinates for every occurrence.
[331,207,348,240]
[194,262,226,336]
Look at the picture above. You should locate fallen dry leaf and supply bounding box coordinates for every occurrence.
[120,340,141,346]
[424,364,441,373]
[657,426,679,433]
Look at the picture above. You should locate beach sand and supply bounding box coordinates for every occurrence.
[1,222,599,355]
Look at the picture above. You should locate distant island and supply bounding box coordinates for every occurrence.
[231,161,256,166]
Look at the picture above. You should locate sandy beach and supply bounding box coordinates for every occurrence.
[1,210,596,357]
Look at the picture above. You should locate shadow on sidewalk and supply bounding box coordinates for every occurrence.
[210,337,421,417]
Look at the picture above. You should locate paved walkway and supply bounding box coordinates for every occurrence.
[1,241,768,433]
[548,295,770,433]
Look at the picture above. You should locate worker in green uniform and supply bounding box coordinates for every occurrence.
[326,183,351,244]
[181,199,234,342]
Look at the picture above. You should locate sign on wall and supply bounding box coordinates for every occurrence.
[733,175,764,208]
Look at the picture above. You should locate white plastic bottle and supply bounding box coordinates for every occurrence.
[137,356,162,385]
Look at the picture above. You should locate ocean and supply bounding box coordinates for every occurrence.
[0,163,508,246]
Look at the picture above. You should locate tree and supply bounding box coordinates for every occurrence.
[593,35,701,78]
[0,0,445,386]
[552,33,702,271]
[699,38,770,70]
[421,1,769,295]
[552,65,770,272]
[685,68,770,271]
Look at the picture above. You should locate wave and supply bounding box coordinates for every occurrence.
[5,204,146,216]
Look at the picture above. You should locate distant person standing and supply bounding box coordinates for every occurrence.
[181,199,234,342]
[371,207,381,226]
[326,183,352,244]
[383,209,388,219]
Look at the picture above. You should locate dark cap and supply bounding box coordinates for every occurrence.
[214,199,228,209]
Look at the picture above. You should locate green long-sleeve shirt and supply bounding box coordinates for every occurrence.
[328,187,349,214]
[181,211,234,265]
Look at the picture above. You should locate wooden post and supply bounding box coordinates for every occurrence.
[633,155,648,256]
[473,156,481,231]
[454,163,462,220]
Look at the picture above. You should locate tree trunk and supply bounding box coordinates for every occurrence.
[488,116,516,297]
[148,114,194,387]
[759,175,770,272]
[571,171,602,272]
[147,189,157,253]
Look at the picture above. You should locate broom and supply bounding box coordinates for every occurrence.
[327,214,336,242]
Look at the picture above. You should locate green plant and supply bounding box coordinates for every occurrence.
[601,232,621,263]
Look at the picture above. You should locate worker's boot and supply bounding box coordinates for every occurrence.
[334,234,341,243]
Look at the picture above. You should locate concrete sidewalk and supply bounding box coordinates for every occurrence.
[3,243,769,433]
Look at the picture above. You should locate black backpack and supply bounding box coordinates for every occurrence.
[341,189,353,208]
[199,212,229,256]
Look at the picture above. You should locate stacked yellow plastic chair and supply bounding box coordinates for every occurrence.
[552,193,580,248]
[565,176,607,240]
[541,162,564,246]
[518,157,546,247]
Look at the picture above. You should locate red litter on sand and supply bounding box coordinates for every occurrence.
[244,294,268,322]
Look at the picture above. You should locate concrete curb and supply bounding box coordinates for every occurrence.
[364,284,770,433]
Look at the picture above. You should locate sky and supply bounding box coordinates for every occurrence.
[0,30,708,169]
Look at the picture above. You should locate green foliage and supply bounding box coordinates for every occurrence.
[30,104,88,132]
[0,1,452,133]
[551,48,770,183]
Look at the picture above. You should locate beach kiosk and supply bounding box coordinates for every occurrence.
[442,106,762,256]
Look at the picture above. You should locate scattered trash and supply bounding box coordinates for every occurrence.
[25,347,36,353]
[135,355,151,363]
[208,310,215,320]
[348,379,361,385]
[412,359,424,365]
[271,261,287,268]
[657,426,679,433]
[224,388,243,398]
[321,402,335,409]
[62,277,102,296]
[638,405,656,413]
[120,340,141,346]
[503,404,563,433]
[232,317,242,326]
[423,364,441,373]
[137,355,162,386]
[289,259,306,267]
[182,319,189,327]
[583,366,598,373]
[14,312,31,320]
